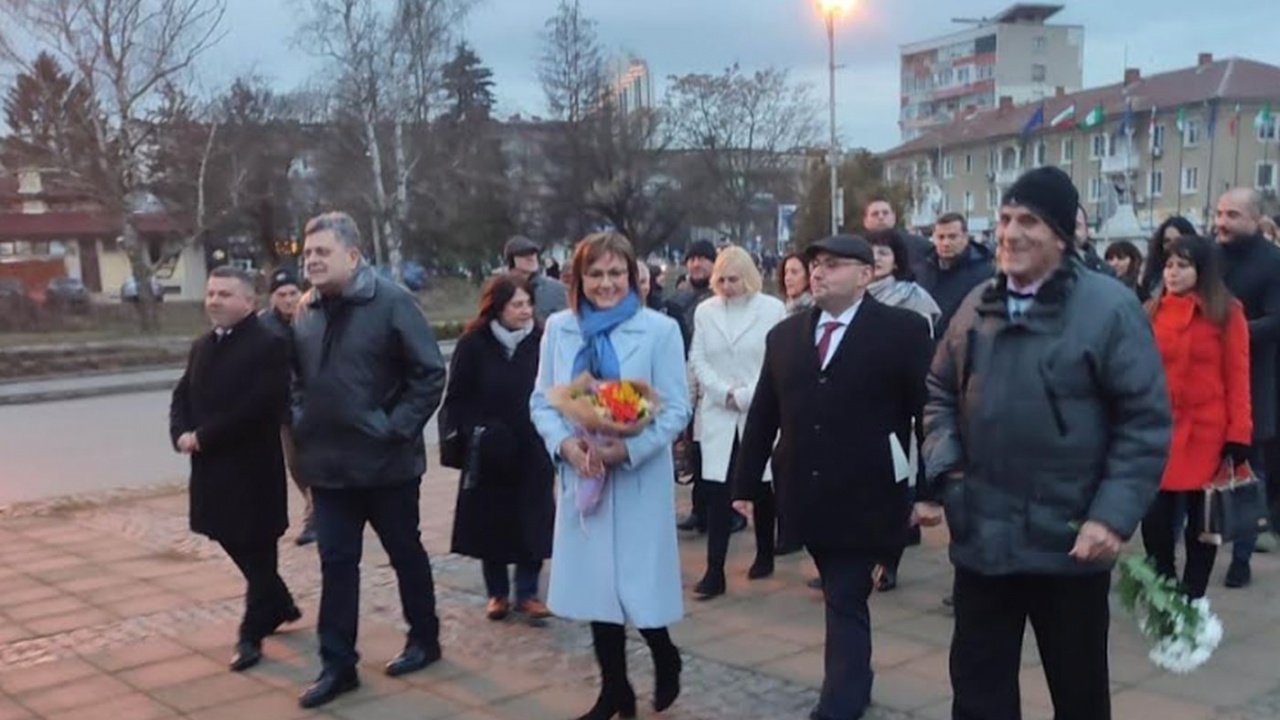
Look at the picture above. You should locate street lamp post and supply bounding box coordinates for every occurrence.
[819,0,854,236]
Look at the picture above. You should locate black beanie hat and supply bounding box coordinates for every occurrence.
[686,239,718,263]
[1002,166,1079,245]
[269,268,299,293]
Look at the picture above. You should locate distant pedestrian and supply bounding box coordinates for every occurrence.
[258,267,315,546]
[862,197,932,266]
[914,213,994,341]
[505,236,567,324]
[170,266,299,674]
[292,212,448,708]
[1141,216,1198,297]
[777,252,813,317]
[1103,240,1150,303]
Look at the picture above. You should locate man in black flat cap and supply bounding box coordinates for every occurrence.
[259,267,315,545]
[733,235,933,720]
[919,166,1169,720]
[504,235,567,324]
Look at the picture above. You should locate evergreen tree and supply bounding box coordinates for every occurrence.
[441,42,495,124]
[2,52,104,177]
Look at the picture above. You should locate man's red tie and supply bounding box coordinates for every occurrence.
[816,321,842,367]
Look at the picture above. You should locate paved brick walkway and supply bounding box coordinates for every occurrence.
[3,468,1280,720]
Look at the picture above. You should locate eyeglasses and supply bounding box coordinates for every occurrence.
[583,269,629,282]
[808,257,865,272]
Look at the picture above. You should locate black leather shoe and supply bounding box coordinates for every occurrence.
[295,525,317,546]
[1225,561,1252,589]
[229,640,262,672]
[298,668,359,708]
[693,572,726,600]
[271,605,302,634]
[747,557,774,580]
[876,568,898,592]
[775,542,802,556]
[385,643,442,677]
[676,513,705,533]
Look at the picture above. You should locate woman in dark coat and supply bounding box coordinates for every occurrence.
[1142,215,1198,296]
[445,272,555,623]
[1104,240,1150,303]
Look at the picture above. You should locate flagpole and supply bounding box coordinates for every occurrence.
[1233,104,1242,187]
[1148,107,1156,232]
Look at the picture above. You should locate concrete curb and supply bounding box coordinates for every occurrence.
[0,342,458,406]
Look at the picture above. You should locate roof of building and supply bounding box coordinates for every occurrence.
[991,3,1063,23]
[882,56,1280,159]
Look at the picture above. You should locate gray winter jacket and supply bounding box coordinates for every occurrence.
[530,274,568,324]
[291,264,447,488]
[921,258,1171,575]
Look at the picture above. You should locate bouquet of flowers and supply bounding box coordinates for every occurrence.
[547,373,658,516]
[1116,555,1223,673]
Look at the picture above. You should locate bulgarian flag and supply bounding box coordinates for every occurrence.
[1080,104,1105,129]
[1256,104,1274,131]
[1050,103,1076,128]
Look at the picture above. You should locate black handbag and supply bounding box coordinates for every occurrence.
[438,405,466,470]
[1200,459,1270,545]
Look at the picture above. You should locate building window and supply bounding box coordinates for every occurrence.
[1149,170,1164,197]
[1061,138,1074,164]
[1031,64,1047,83]
[965,154,973,174]
[1183,119,1201,147]
[987,187,999,209]
[1151,123,1166,152]
[1034,141,1047,167]
[942,194,951,212]
[1091,134,1108,159]
[964,191,974,213]
[0,242,12,256]
[1088,177,1104,202]
[1259,162,1278,190]
[1032,36,1047,53]
[975,34,997,54]
[957,67,971,85]
[942,155,955,178]
[1259,116,1278,142]
[1182,167,1199,194]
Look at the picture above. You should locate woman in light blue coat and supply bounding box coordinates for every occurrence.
[531,232,692,720]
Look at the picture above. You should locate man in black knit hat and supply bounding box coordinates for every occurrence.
[918,166,1170,720]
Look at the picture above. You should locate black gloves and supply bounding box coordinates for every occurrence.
[1222,442,1251,466]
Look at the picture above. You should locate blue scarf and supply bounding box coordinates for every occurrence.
[573,292,642,380]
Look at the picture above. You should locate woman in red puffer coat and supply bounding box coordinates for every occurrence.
[1143,235,1252,599]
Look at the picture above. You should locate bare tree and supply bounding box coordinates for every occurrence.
[664,64,821,243]
[293,0,472,278]
[0,0,227,331]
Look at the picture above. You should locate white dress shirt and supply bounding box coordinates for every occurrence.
[814,299,862,370]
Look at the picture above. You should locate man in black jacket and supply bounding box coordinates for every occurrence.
[914,213,994,342]
[1074,205,1114,277]
[734,235,932,720]
[666,239,720,532]
[1215,187,1280,588]
[291,212,448,708]
[863,198,932,266]
[258,268,315,546]
[170,267,300,673]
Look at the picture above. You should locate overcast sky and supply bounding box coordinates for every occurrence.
[209,0,1278,152]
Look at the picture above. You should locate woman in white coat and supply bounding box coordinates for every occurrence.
[530,232,692,720]
[688,246,786,599]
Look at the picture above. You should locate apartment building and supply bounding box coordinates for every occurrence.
[899,3,1084,142]
[882,54,1280,236]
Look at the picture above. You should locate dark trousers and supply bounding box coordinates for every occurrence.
[1141,490,1216,598]
[219,541,296,643]
[808,550,876,720]
[689,439,707,521]
[951,568,1111,720]
[312,483,439,671]
[481,560,543,602]
[1232,444,1270,565]
[705,435,775,577]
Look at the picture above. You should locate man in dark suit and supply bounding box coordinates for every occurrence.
[733,235,932,720]
[170,266,300,673]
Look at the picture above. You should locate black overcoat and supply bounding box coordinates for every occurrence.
[170,314,290,546]
[445,325,555,563]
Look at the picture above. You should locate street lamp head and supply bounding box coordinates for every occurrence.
[818,0,855,16]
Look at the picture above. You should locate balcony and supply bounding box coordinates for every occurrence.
[1101,154,1140,175]
[993,168,1021,186]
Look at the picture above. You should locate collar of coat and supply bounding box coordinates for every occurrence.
[306,263,378,309]
[976,257,1082,321]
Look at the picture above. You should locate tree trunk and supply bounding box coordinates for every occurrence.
[364,116,389,267]
[390,120,408,281]
[121,220,161,333]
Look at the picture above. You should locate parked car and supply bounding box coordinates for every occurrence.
[120,275,166,302]
[0,278,39,330]
[45,277,91,313]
